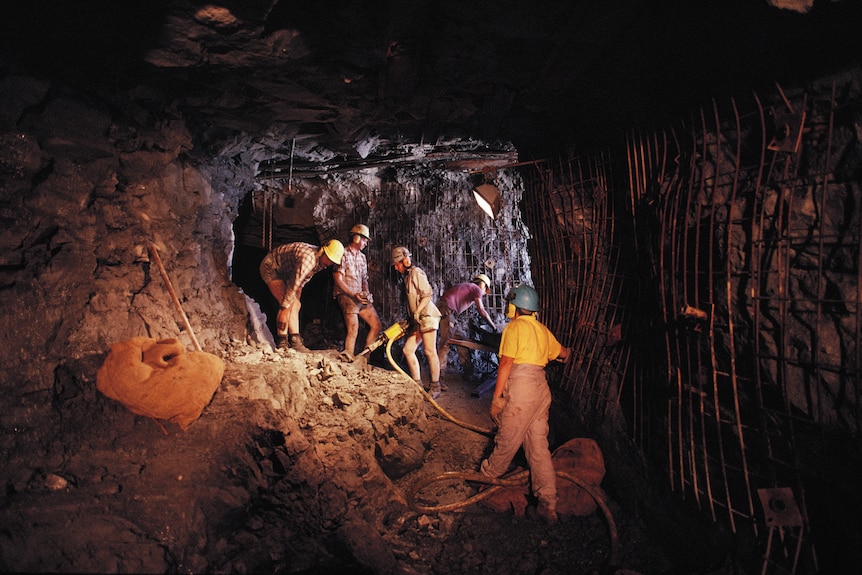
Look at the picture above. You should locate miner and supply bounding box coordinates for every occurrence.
[391,246,442,398]
[259,239,344,352]
[436,273,497,380]
[333,224,382,359]
[480,283,570,523]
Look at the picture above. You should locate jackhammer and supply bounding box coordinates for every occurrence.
[339,319,409,362]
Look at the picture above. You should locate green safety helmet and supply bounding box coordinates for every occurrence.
[322,239,345,265]
[350,224,370,239]
[506,284,540,312]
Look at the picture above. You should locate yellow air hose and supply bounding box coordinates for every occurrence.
[382,327,620,566]
[405,468,620,566]
[384,334,494,437]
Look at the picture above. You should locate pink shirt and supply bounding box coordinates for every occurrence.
[441,282,484,315]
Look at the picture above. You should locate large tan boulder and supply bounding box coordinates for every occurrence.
[96,337,224,430]
[481,437,606,516]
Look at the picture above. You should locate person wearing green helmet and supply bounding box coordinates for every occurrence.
[259,239,344,352]
[436,273,497,382]
[479,283,570,524]
[333,224,382,359]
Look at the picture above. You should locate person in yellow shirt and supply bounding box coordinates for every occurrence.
[479,283,570,523]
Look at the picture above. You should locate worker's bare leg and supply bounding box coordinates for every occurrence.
[402,332,422,382]
[358,306,382,348]
[343,312,360,355]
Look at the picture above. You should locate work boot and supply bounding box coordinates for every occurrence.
[537,502,558,525]
[429,381,442,399]
[439,380,449,391]
[276,335,290,350]
[289,334,310,353]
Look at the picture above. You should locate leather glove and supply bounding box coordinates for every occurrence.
[355,291,370,305]
[490,395,507,427]
[365,292,373,304]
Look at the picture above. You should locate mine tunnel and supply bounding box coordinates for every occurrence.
[1,1,861,574]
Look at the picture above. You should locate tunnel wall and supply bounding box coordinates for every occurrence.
[235,159,533,362]
[0,78,252,401]
[521,67,862,573]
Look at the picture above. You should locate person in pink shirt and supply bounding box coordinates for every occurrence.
[437,273,497,380]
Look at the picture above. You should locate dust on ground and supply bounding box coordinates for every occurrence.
[0,341,707,575]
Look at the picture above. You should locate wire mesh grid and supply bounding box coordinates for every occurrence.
[520,78,862,572]
[321,168,534,330]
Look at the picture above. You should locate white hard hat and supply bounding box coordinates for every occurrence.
[391,246,411,265]
[350,224,370,239]
[472,273,492,290]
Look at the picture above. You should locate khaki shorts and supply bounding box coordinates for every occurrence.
[415,314,440,333]
[337,293,367,315]
[259,253,278,283]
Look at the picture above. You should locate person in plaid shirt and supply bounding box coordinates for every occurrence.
[333,224,382,358]
[259,239,344,351]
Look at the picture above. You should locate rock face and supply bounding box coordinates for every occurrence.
[0,78,246,391]
[1,342,430,573]
[0,74,431,572]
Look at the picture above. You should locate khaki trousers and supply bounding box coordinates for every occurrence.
[480,363,556,508]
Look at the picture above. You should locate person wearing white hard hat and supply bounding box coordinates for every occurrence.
[391,246,442,398]
[259,239,344,352]
[333,224,382,359]
[436,273,497,382]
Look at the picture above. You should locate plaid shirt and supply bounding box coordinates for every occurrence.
[269,242,323,306]
[333,246,368,296]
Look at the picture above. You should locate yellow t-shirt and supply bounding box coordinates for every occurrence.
[498,315,562,366]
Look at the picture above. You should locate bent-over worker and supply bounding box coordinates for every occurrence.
[437,273,496,379]
[259,239,344,352]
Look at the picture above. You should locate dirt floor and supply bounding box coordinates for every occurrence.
[388,365,674,575]
[0,339,743,575]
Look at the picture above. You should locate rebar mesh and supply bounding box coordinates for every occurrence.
[316,167,533,336]
[521,77,862,571]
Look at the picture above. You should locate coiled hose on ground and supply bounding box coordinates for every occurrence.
[383,335,620,565]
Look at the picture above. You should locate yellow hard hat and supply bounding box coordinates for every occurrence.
[350,224,370,239]
[322,239,345,265]
[472,273,492,291]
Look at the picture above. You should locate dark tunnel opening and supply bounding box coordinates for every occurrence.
[231,189,347,348]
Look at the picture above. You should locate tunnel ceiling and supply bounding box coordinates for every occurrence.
[3,0,862,161]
